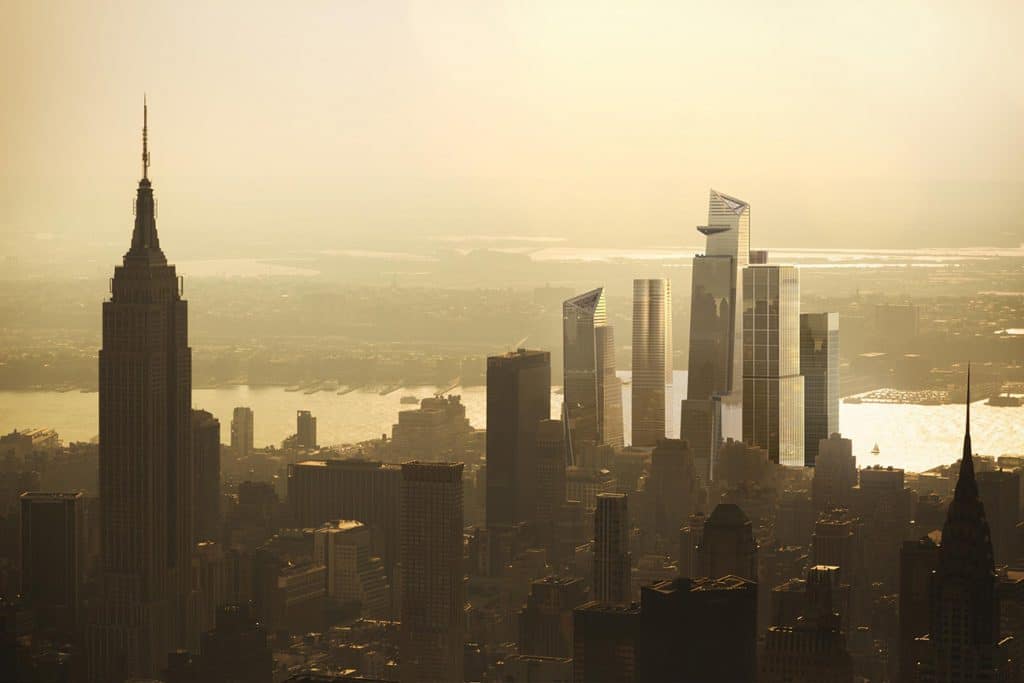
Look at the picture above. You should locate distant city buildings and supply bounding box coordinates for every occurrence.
[390,394,473,462]
[631,278,672,446]
[399,462,464,683]
[231,406,254,456]
[800,312,839,467]
[742,264,805,466]
[562,288,623,455]
[296,410,318,449]
[314,520,390,619]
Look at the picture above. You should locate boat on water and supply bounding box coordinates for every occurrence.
[987,393,1023,407]
[870,443,880,456]
[284,385,303,392]
[400,395,419,405]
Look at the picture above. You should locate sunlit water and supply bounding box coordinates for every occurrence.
[1,371,1021,473]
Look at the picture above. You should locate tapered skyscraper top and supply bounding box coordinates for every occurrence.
[126,97,165,265]
[939,363,994,578]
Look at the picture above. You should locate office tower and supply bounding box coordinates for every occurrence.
[899,536,939,683]
[697,503,758,580]
[631,279,671,446]
[760,567,852,683]
[678,512,705,577]
[191,410,221,543]
[19,492,85,637]
[800,312,839,467]
[519,576,588,658]
[976,469,1020,565]
[686,190,751,439]
[679,397,721,482]
[563,288,623,454]
[390,395,473,462]
[646,439,698,548]
[313,520,389,619]
[812,433,857,512]
[742,265,805,466]
[288,459,401,576]
[296,410,317,449]
[637,576,758,683]
[486,349,551,528]
[856,465,912,589]
[87,104,194,682]
[535,419,568,552]
[231,407,254,457]
[594,493,630,604]
[198,603,272,683]
[919,373,1008,681]
[572,602,639,683]
[399,462,464,683]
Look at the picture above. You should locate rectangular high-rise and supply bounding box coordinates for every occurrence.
[686,190,751,443]
[742,265,805,467]
[20,492,86,637]
[631,279,671,446]
[296,410,317,449]
[800,312,839,467]
[87,106,194,681]
[191,409,221,543]
[400,462,464,683]
[594,493,630,604]
[563,288,623,454]
[486,349,551,528]
[231,406,254,456]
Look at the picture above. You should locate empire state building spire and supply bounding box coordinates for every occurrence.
[127,96,164,264]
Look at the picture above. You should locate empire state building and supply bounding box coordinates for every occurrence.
[86,102,193,681]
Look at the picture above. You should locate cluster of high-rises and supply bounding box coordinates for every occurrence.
[4,110,1021,683]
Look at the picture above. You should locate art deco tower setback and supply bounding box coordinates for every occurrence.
[631,279,671,447]
[86,103,194,681]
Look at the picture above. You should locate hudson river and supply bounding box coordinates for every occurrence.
[2,372,1020,473]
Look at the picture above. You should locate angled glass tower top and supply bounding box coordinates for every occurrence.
[698,188,750,267]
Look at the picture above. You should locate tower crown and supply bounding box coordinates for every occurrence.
[125,97,166,265]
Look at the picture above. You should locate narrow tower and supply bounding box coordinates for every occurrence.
[86,101,194,681]
[919,365,1005,682]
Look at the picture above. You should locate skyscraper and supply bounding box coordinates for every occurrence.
[918,369,1009,682]
[231,407,254,457]
[19,492,85,637]
[637,576,758,683]
[645,438,698,548]
[87,103,194,681]
[697,503,758,581]
[486,349,551,528]
[811,433,856,512]
[563,288,623,453]
[400,462,465,683]
[685,189,751,442]
[742,265,805,466]
[191,409,221,543]
[800,312,839,467]
[631,279,671,446]
[296,410,317,449]
[594,493,630,604]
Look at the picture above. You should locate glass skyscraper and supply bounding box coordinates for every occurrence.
[632,279,672,447]
[685,189,750,443]
[800,312,839,467]
[741,265,804,467]
[563,288,623,456]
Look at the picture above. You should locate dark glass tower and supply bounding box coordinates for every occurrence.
[800,312,839,467]
[486,349,551,528]
[86,103,194,681]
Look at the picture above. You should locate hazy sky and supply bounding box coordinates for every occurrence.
[3,0,1023,264]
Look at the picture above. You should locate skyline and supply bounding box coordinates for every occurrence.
[3,0,1024,271]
